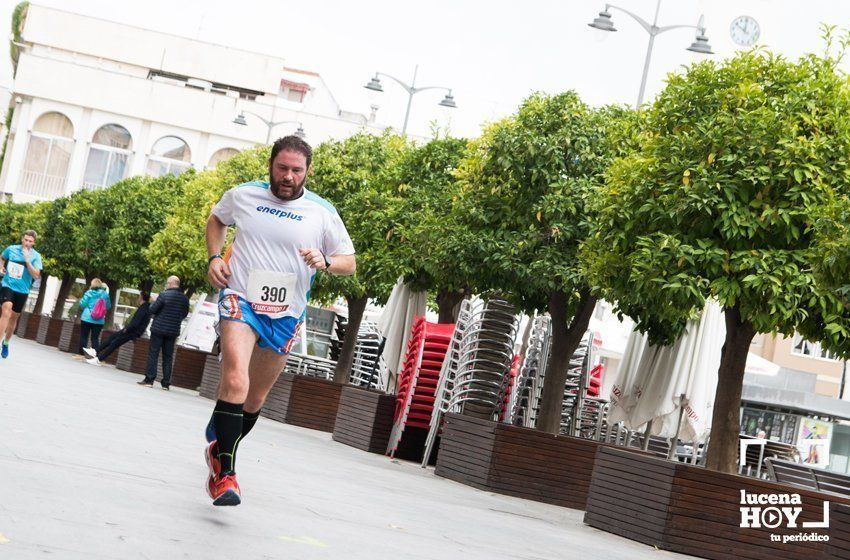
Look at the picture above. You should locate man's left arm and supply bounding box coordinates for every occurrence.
[315,211,357,276]
[326,253,355,276]
[298,248,355,276]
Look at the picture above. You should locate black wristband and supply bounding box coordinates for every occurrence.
[208,254,223,264]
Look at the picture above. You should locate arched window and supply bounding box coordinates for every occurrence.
[146,136,192,177]
[19,112,75,199]
[82,124,132,189]
[208,147,239,168]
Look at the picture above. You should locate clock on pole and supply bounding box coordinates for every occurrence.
[730,15,760,47]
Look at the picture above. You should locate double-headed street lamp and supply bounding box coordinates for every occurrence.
[364,65,457,135]
[233,110,306,144]
[589,0,714,107]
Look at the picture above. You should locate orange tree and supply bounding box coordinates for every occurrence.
[456,91,640,434]
[309,131,408,384]
[583,48,850,473]
[391,135,473,322]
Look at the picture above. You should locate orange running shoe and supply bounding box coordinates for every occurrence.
[210,473,241,506]
[204,441,221,499]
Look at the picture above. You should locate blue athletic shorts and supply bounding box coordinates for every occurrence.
[218,293,302,355]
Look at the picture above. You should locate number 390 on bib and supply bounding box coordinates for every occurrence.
[246,270,297,318]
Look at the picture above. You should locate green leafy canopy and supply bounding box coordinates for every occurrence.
[583,47,850,349]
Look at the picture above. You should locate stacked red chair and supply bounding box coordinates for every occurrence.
[387,317,454,458]
[587,363,604,398]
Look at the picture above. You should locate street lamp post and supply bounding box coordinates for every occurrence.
[589,0,714,107]
[233,110,306,144]
[364,65,457,135]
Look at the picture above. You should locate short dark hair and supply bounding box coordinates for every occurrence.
[270,135,312,169]
[23,230,37,240]
[139,290,151,302]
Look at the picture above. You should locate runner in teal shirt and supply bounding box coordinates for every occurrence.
[2,244,43,294]
[0,230,43,359]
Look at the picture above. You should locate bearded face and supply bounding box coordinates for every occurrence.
[269,149,308,201]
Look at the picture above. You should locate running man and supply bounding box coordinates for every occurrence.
[204,135,355,506]
[0,230,42,359]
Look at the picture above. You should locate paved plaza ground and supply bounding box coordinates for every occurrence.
[0,337,695,559]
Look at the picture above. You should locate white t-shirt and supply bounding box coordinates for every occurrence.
[212,181,355,320]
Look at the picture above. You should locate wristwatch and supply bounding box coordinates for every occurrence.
[321,251,331,271]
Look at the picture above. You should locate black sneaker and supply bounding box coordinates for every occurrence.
[161,385,170,391]
[137,380,153,387]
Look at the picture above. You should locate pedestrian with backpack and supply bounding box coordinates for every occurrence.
[77,278,111,356]
[84,291,151,366]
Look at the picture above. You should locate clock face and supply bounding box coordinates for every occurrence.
[730,15,760,47]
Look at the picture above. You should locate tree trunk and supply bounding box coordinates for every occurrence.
[705,304,756,473]
[185,287,196,301]
[536,289,598,434]
[33,273,48,315]
[333,295,368,385]
[51,273,74,319]
[437,287,466,324]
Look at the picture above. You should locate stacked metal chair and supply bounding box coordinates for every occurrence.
[348,321,385,390]
[557,332,591,434]
[329,314,347,361]
[283,353,336,379]
[509,315,552,428]
[281,319,384,389]
[453,298,520,418]
[559,333,612,438]
[421,296,520,466]
[514,323,610,439]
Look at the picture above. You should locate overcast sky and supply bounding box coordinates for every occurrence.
[1,0,848,138]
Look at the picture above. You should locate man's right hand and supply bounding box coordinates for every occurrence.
[208,257,231,289]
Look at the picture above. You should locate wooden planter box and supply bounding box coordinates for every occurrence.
[14,312,30,338]
[828,503,850,559]
[262,373,342,433]
[584,445,850,560]
[116,338,162,378]
[170,347,208,391]
[36,317,64,347]
[434,413,605,510]
[22,313,42,340]
[199,354,221,400]
[332,385,396,453]
[57,320,81,353]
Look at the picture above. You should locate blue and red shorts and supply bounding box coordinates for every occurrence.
[218,293,302,355]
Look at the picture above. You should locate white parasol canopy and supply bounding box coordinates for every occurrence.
[377,277,427,392]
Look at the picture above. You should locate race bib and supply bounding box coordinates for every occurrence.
[7,262,24,280]
[246,270,297,318]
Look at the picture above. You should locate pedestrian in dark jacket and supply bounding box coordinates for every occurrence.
[139,276,190,390]
[84,291,151,366]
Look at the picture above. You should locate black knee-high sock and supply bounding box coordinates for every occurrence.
[213,400,243,475]
[232,409,261,459]
[241,409,261,438]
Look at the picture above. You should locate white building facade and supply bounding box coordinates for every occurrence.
[0,4,386,202]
